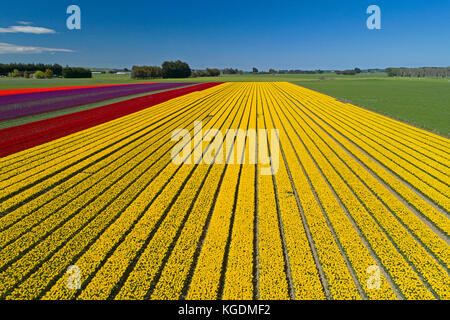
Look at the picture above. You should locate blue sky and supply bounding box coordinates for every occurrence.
[0,0,448,70]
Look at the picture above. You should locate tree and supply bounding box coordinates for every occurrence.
[0,63,63,77]
[45,68,54,79]
[8,69,21,77]
[385,68,396,77]
[269,69,276,74]
[52,64,63,76]
[62,67,92,78]
[131,66,162,79]
[192,70,207,77]
[252,67,259,73]
[343,69,357,75]
[191,68,221,77]
[206,68,220,77]
[149,66,162,78]
[354,68,361,73]
[34,71,46,79]
[223,68,242,75]
[161,60,191,78]
[336,69,357,75]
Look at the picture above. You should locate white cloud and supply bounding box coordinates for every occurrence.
[0,25,56,34]
[0,42,74,54]
[17,21,33,25]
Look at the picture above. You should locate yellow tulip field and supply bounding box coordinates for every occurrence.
[0,82,448,300]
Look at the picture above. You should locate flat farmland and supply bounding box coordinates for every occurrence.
[296,78,450,137]
[0,82,448,300]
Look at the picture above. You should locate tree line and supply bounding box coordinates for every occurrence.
[334,68,362,75]
[131,60,227,79]
[132,60,192,79]
[192,68,220,77]
[0,63,63,76]
[132,61,225,79]
[223,68,243,75]
[386,67,450,78]
[62,67,92,78]
[1,63,92,78]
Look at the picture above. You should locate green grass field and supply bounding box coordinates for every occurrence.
[0,73,448,136]
[295,77,450,137]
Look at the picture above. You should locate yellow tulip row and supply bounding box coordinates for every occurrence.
[183,86,251,300]
[274,83,447,299]
[183,83,301,300]
[75,83,247,299]
[276,83,450,235]
[263,83,363,299]
[262,98,326,299]
[266,83,397,299]
[221,84,257,299]
[185,164,242,299]
[118,85,251,300]
[221,164,255,299]
[260,85,326,299]
[150,86,251,299]
[149,85,252,300]
[256,84,290,300]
